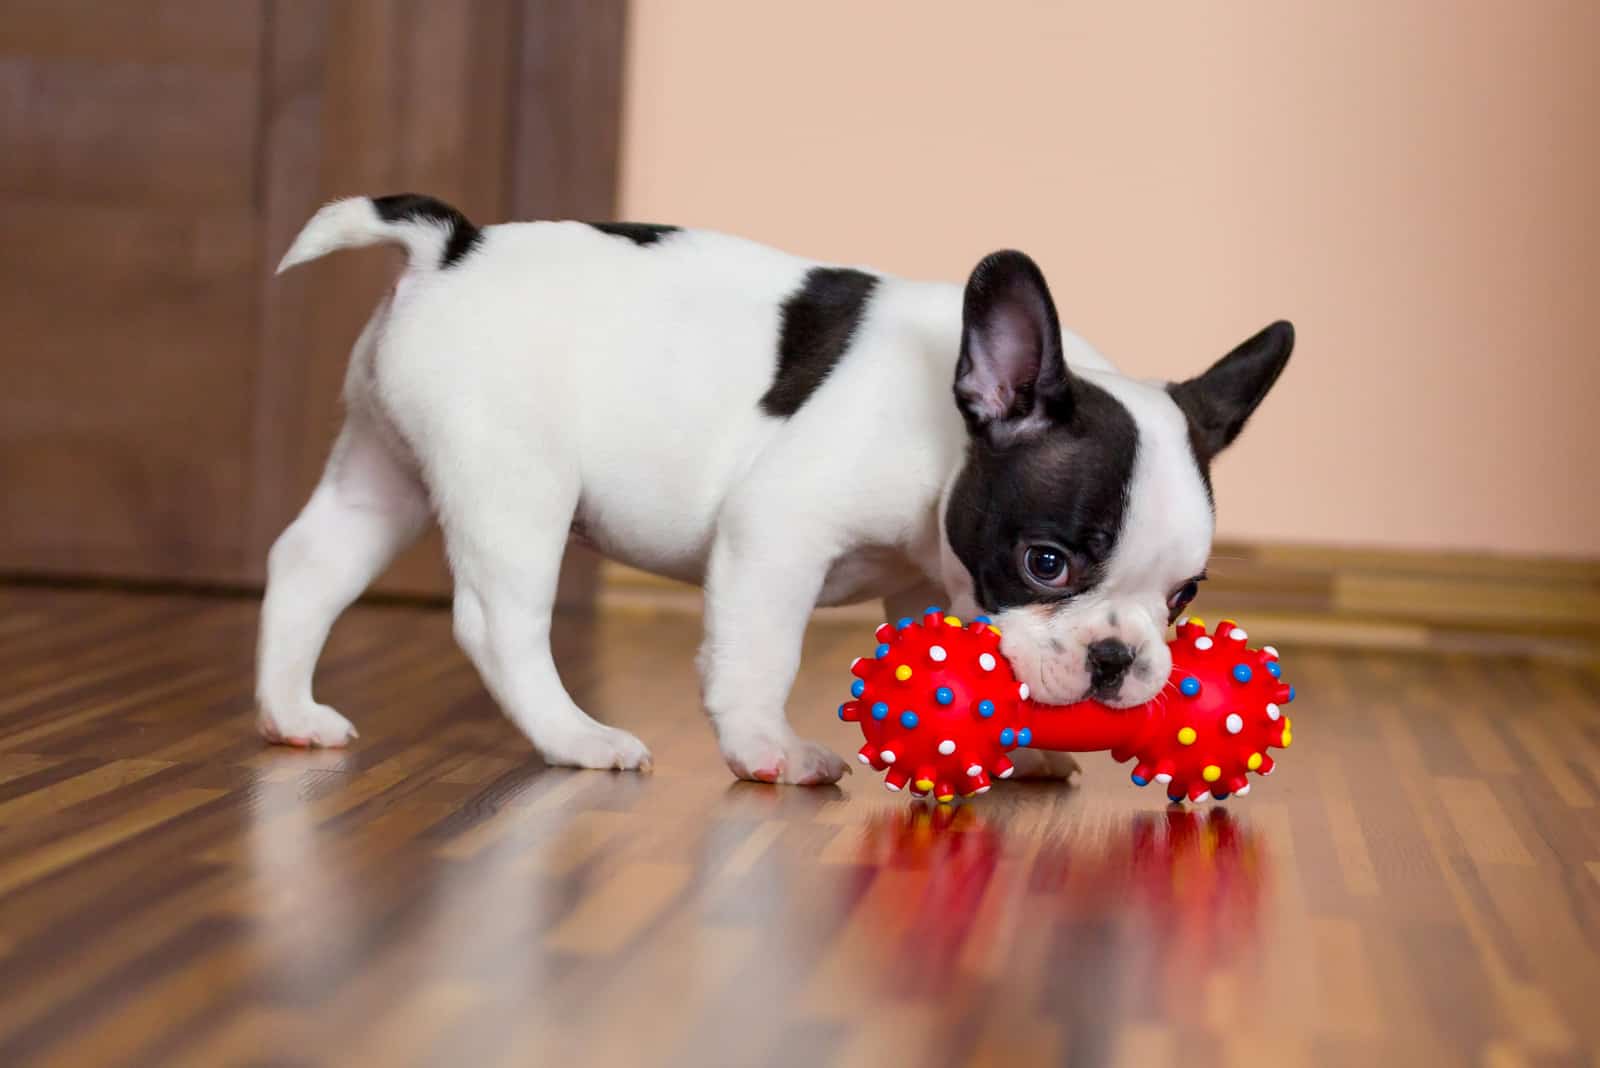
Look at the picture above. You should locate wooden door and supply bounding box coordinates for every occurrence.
[0,0,626,600]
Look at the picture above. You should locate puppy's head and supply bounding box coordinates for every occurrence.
[941,250,1292,707]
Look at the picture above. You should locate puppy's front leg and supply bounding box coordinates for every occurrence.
[699,527,848,786]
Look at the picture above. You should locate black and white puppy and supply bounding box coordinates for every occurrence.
[257,194,1292,786]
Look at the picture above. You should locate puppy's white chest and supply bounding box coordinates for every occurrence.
[817,546,927,606]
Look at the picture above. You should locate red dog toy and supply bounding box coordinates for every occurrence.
[840,608,1295,803]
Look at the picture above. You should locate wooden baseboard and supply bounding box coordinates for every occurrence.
[595,542,1600,660]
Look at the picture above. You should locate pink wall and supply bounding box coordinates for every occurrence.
[619,1,1599,558]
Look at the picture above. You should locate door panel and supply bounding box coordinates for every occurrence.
[0,0,626,603]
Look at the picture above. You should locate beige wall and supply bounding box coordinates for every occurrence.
[619,1,1599,558]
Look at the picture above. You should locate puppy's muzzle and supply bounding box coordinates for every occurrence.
[1087,639,1136,698]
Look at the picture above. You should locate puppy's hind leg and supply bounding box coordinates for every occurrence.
[256,416,430,746]
[443,473,651,772]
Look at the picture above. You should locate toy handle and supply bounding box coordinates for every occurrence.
[1020,698,1155,757]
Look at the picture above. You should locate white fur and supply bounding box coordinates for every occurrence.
[258,204,1215,782]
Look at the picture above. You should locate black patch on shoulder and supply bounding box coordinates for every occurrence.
[760,267,880,417]
[944,379,1140,612]
[372,193,483,268]
[587,222,681,246]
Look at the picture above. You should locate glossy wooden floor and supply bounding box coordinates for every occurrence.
[1,586,1597,1067]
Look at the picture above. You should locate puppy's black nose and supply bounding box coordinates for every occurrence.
[1087,639,1135,692]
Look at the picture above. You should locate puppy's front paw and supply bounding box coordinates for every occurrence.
[257,701,358,748]
[1007,748,1082,782]
[720,728,848,786]
[544,725,653,772]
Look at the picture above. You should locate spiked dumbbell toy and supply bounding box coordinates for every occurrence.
[839,609,1295,803]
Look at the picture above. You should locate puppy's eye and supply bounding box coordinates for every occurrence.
[1166,577,1203,622]
[1021,544,1076,589]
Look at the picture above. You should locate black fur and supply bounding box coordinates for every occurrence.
[954,250,1074,438]
[945,249,1140,612]
[1167,320,1295,494]
[760,267,880,417]
[372,193,482,268]
[588,222,681,246]
[944,380,1139,611]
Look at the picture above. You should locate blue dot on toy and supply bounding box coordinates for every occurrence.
[895,616,914,631]
[1213,791,1230,802]
[1287,685,1297,702]
[1018,727,1033,747]
[850,679,865,698]
[975,615,992,624]
[900,710,919,729]
[837,703,848,720]
[1179,676,1201,697]
[935,686,954,705]
[875,643,890,659]
[871,701,889,720]
[999,727,1015,746]
[1232,663,1253,683]
[1266,661,1281,678]
[1131,772,1149,786]
[977,699,995,718]
[924,605,943,616]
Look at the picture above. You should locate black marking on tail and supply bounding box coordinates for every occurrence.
[760,267,880,417]
[587,222,681,247]
[372,193,483,268]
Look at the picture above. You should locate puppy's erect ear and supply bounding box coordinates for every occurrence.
[955,250,1073,445]
[1168,321,1295,462]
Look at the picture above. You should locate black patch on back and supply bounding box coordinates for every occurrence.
[372,193,483,268]
[760,267,880,417]
[944,379,1140,612]
[587,222,681,246]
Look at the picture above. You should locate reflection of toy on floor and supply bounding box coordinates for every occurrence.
[839,609,1295,803]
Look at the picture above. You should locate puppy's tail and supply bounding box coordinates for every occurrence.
[276,194,482,274]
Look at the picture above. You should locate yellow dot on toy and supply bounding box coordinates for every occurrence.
[1177,726,1197,746]
[988,625,1002,637]
[1188,617,1205,628]
[1202,765,1221,783]
[936,790,954,803]
[914,778,934,792]
[1281,726,1293,748]
[1247,752,1263,771]
[895,664,913,682]
[944,615,961,627]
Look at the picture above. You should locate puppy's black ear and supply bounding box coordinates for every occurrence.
[955,250,1072,445]
[1169,321,1294,461]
